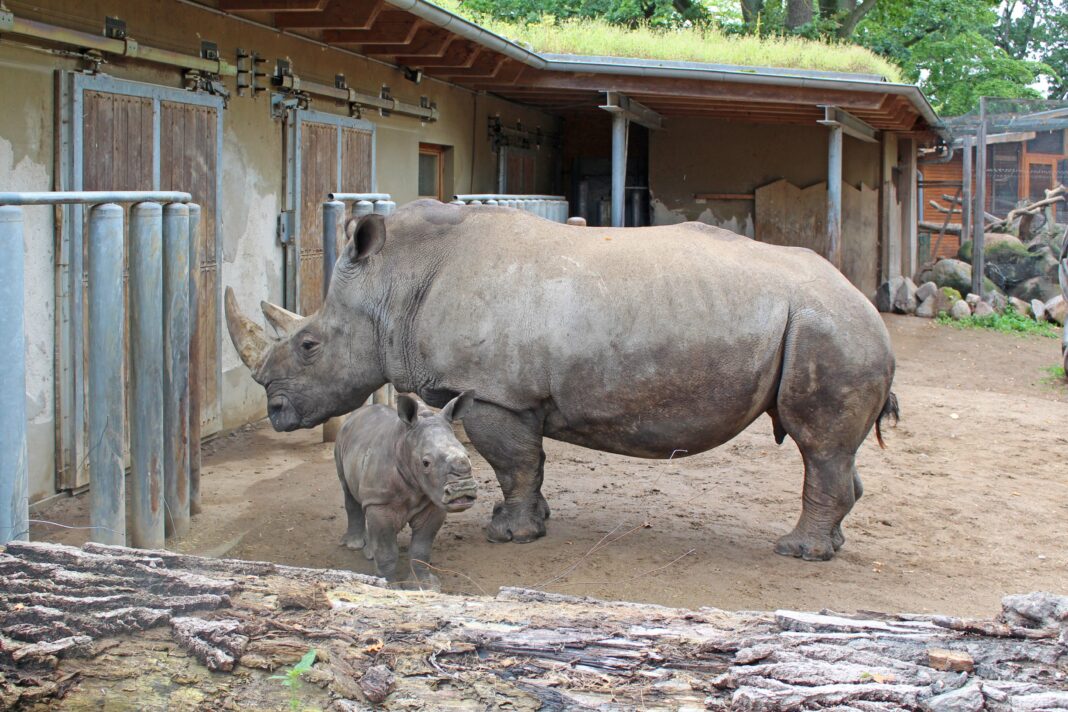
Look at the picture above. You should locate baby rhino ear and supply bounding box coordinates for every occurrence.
[396,395,420,427]
[441,390,475,423]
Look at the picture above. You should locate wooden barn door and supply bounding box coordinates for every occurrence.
[280,104,375,315]
[57,74,224,491]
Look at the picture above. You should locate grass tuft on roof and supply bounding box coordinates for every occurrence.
[433,3,904,82]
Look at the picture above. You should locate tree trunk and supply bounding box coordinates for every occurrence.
[740,0,765,26]
[786,0,814,30]
[2,541,1067,710]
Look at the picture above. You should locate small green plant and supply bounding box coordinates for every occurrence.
[269,648,317,711]
[937,306,1060,339]
[1041,364,1067,384]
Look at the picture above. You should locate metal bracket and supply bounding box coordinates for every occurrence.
[236,49,268,98]
[379,85,392,117]
[600,92,664,130]
[104,16,126,40]
[818,106,878,143]
[200,40,219,61]
[0,9,14,32]
[334,74,347,90]
[277,211,292,244]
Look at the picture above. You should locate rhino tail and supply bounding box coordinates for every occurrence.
[874,391,900,449]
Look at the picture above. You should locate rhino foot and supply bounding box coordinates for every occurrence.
[486,501,547,543]
[536,492,551,521]
[774,529,837,561]
[340,533,366,551]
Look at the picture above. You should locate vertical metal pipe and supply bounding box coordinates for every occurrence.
[129,202,165,548]
[826,124,844,270]
[961,136,973,266]
[972,98,987,298]
[0,206,29,544]
[187,204,203,516]
[611,113,628,228]
[163,203,190,538]
[87,203,126,545]
[322,200,346,443]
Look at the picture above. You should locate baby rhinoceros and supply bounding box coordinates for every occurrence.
[335,391,477,589]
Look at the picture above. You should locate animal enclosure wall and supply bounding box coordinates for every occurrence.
[0,0,560,504]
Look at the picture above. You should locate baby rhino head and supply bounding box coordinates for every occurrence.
[396,391,477,513]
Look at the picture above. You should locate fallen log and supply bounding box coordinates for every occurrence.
[0,541,1065,710]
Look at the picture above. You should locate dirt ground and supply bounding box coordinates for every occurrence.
[32,316,1068,617]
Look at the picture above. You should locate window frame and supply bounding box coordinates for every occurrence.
[418,143,447,201]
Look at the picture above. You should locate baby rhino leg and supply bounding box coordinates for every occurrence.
[408,505,446,592]
[363,505,401,582]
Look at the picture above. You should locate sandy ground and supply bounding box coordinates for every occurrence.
[32,316,1068,617]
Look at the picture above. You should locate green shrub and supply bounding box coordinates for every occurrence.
[936,306,1060,338]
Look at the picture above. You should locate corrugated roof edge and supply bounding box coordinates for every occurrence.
[387,0,946,136]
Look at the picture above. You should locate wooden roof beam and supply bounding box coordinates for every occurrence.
[600,92,663,130]
[219,0,328,10]
[274,0,382,28]
[395,42,480,68]
[321,14,421,44]
[361,26,452,56]
[428,52,508,78]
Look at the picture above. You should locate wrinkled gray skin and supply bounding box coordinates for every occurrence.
[226,199,897,561]
[335,391,476,589]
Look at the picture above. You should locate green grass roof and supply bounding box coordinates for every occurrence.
[434,3,904,83]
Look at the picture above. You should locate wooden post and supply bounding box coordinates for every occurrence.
[826,124,843,270]
[899,137,918,279]
[972,98,987,298]
[961,136,973,264]
[879,133,900,280]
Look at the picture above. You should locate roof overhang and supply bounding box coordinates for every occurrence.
[204,0,943,136]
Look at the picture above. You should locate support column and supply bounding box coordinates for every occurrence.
[87,203,126,545]
[900,138,918,280]
[322,200,346,443]
[611,112,627,228]
[972,98,988,298]
[129,202,165,549]
[163,203,190,538]
[826,124,843,270]
[0,206,29,545]
[187,204,203,516]
[961,136,973,266]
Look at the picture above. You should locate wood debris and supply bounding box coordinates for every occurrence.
[0,541,1065,710]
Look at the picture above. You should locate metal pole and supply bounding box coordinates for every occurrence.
[187,204,203,516]
[87,203,126,545]
[129,202,165,548]
[322,200,346,443]
[0,206,29,544]
[611,112,628,227]
[163,203,190,538]
[961,136,973,265]
[827,124,844,270]
[972,98,988,298]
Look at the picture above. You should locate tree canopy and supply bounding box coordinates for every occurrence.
[455,0,1065,116]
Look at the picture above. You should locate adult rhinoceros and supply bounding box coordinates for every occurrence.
[226,200,898,561]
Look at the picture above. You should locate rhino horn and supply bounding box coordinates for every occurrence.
[224,287,269,373]
[260,300,305,337]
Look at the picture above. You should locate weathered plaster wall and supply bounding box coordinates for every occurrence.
[0,0,560,499]
[648,118,880,236]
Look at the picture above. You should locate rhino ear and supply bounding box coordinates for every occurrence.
[441,390,475,423]
[396,395,420,428]
[344,213,386,264]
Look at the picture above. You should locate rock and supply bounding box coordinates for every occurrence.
[930,258,1001,297]
[875,276,905,313]
[927,648,975,673]
[1000,592,1068,628]
[1011,275,1061,303]
[986,291,1007,312]
[965,293,981,307]
[1043,295,1066,325]
[923,683,984,712]
[949,300,972,320]
[1032,299,1047,322]
[916,281,938,302]
[1009,296,1033,316]
[958,233,1025,264]
[983,239,1058,292]
[359,664,396,704]
[916,295,937,319]
[973,301,995,317]
[893,277,919,314]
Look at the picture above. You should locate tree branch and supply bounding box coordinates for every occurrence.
[836,0,877,38]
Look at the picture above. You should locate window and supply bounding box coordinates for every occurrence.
[418,143,446,200]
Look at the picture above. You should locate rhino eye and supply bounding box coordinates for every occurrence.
[299,335,319,352]
[422,458,430,468]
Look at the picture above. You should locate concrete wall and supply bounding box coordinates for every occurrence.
[648,117,881,251]
[0,0,560,502]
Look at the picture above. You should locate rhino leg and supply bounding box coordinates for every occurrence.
[364,505,401,581]
[408,505,446,591]
[462,402,549,544]
[774,451,861,561]
[338,478,366,551]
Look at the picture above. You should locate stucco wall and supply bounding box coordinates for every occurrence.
[648,118,880,240]
[0,0,560,501]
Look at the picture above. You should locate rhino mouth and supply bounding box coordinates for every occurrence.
[443,479,477,512]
